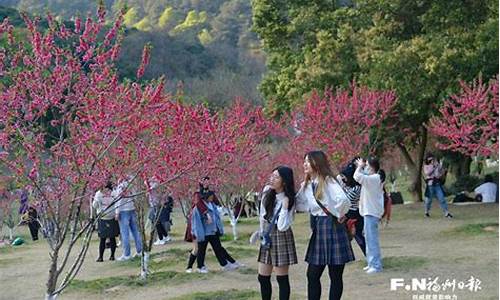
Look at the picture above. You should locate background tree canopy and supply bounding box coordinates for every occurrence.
[2,0,266,108]
[252,0,498,201]
[1,0,498,202]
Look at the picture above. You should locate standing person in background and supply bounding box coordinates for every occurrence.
[296,150,354,300]
[423,153,453,218]
[24,205,40,241]
[163,194,174,238]
[191,184,242,274]
[257,166,297,300]
[184,177,224,272]
[146,179,167,246]
[184,178,212,273]
[93,181,120,261]
[113,177,143,261]
[154,193,174,245]
[337,159,366,256]
[353,157,384,274]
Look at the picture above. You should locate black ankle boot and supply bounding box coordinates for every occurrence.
[187,253,197,269]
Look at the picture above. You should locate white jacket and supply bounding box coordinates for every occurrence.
[113,179,136,214]
[259,187,294,233]
[296,177,350,218]
[353,168,384,218]
[92,191,115,220]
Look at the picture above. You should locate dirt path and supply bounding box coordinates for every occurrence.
[0,202,498,300]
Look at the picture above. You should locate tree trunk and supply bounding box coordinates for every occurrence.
[140,252,150,280]
[397,126,428,202]
[46,249,59,300]
[408,167,423,202]
[8,227,13,241]
[459,156,471,176]
[450,154,472,178]
[476,158,483,175]
[230,214,238,241]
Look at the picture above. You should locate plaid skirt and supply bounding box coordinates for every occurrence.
[258,225,298,267]
[305,215,355,265]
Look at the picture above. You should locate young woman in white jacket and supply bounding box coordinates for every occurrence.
[353,157,385,274]
[257,166,297,300]
[296,151,354,300]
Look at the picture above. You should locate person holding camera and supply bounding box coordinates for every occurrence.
[353,157,385,274]
[257,166,297,300]
[337,158,366,256]
[423,153,453,218]
[296,151,353,300]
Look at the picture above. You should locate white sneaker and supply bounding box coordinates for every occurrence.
[231,261,244,269]
[197,266,209,274]
[221,264,233,271]
[185,268,193,273]
[154,239,166,246]
[366,267,381,274]
[164,236,172,242]
[363,266,370,271]
[116,255,131,261]
[132,253,140,259]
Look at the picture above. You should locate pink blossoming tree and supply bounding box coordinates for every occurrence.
[428,77,499,158]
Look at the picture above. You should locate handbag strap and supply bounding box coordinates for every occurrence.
[311,181,337,221]
[311,179,350,229]
[264,204,282,236]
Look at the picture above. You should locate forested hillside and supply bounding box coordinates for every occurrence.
[1,0,265,107]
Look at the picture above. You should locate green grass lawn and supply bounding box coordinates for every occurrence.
[0,201,497,300]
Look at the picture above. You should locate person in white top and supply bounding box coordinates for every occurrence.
[112,176,143,261]
[423,153,453,218]
[474,175,498,203]
[353,157,384,274]
[295,150,354,300]
[92,181,120,262]
[257,166,297,300]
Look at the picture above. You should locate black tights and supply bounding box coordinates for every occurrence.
[99,237,116,259]
[187,251,197,269]
[258,274,290,300]
[307,264,345,300]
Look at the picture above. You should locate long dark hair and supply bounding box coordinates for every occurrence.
[368,156,386,183]
[340,157,360,187]
[263,166,296,221]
